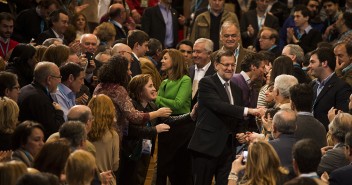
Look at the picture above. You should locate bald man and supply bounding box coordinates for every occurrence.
[109,3,128,40]
[47,105,96,155]
[111,43,133,62]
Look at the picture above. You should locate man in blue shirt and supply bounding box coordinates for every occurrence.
[51,62,85,120]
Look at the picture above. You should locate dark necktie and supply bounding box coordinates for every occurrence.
[224,82,232,104]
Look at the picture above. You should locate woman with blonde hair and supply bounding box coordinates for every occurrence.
[0,97,19,151]
[93,22,116,48]
[156,49,192,184]
[65,149,97,185]
[229,141,289,185]
[88,94,119,185]
[0,160,27,185]
[42,44,70,67]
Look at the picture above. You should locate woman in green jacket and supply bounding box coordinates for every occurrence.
[156,49,193,185]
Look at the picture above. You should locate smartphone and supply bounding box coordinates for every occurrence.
[242,151,248,163]
[85,52,94,61]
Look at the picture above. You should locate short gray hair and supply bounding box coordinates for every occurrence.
[194,38,214,53]
[34,61,56,83]
[59,121,86,148]
[80,34,100,45]
[273,109,297,134]
[329,113,352,143]
[220,21,239,35]
[274,74,298,99]
[285,44,304,64]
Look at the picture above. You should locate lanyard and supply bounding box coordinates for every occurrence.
[0,40,10,57]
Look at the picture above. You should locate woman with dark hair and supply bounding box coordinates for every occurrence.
[5,44,36,87]
[155,49,192,184]
[93,55,172,140]
[0,71,20,102]
[33,138,71,183]
[11,121,45,167]
[117,74,173,185]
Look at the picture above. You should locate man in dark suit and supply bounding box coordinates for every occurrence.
[240,0,280,48]
[18,62,65,139]
[108,3,127,40]
[188,50,265,185]
[35,9,69,45]
[189,38,216,108]
[329,131,352,185]
[212,21,252,74]
[290,84,327,149]
[257,27,280,57]
[127,30,149,77]
[309,47,351,130]
[269,109,297,179]
[230,53,265,131]
[141,0,180,49]
[282,44,311,84]
[12,0,58,43]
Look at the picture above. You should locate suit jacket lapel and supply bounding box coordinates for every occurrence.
[156,6,165,24]
[314,74,337,106]
[205,63,216,76]
[212,74,231,103]
[190,65,195,81]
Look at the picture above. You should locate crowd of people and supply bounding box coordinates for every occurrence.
[0,0,352,184]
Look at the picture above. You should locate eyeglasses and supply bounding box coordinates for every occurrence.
[223,34,239,38]
[219,62,236,68]
[50,75,62,79]
[180,49,192,54]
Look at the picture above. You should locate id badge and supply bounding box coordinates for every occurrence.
[141,139,152,154]
[140,0,148,7]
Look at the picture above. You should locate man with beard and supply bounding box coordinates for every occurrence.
[0,12,18,59]
[279,0,323,50]
[309,47,351,130]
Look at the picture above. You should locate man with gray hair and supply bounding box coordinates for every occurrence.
[282,44,311,83]
[47,105,96,155]
[269,109,297,179]
[18,62,65,139]
[190,38,216,107]
[59,121,87,150]
[273,74,299,109]
[213,21,252,73]
[111,43,133,62]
